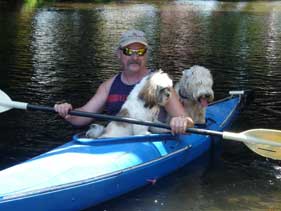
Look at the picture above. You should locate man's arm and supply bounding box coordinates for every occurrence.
[165,89,194,134]
[54,77,115,127]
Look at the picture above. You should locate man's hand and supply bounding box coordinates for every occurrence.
[54,103,73,120]
[169,116,194,134]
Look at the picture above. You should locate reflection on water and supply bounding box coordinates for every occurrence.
[1,0,281,210]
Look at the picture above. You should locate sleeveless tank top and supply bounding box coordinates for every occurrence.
[104,73,135,115]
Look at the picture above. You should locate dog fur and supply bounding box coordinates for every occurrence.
[86,70,173,138]
[175,65,214,124]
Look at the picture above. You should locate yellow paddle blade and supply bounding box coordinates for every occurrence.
[243,129,281,160]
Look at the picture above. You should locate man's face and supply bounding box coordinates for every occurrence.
[118,43,147,73]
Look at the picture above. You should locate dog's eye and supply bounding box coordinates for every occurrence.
[159,88,167,93]
[159,88,171,97]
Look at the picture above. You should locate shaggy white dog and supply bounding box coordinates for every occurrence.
[86,70,173,138]
[175,65,214,124]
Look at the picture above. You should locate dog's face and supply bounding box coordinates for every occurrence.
[156,86,172,106]
[138,70,173,108]
[180,65,214,107]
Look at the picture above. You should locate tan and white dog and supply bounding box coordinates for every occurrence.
[86,70,173,138]
[175,65,214,124]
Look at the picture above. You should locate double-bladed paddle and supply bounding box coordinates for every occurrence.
[1,89,281,160]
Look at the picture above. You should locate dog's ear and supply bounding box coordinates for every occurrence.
[138,77,158,108]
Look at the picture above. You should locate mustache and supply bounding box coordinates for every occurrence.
[128,61,141,65]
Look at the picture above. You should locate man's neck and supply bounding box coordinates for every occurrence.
[122,68,149,85]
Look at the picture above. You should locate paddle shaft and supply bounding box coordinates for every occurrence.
[26,104,222,136]
[27,104,281,147]
[0,99,222,137]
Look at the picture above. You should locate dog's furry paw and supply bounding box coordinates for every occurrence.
[86,124,105,138]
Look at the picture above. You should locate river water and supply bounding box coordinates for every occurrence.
[1,0,281,210]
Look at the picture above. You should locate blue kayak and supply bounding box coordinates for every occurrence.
[0,92,246,211]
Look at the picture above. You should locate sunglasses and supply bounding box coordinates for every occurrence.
[121,48,147,56]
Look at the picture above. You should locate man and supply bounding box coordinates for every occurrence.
[54,29,194,134]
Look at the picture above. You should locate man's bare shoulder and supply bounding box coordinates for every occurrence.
[87,75,117,107]
[98,74,118,93]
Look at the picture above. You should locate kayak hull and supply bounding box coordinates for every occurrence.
[0,94,244,210]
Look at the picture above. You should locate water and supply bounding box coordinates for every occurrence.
[1,0,281,210]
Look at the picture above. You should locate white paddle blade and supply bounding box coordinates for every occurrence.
[0,90,28,113]
[243,129,281,160]
[0,89,12,113]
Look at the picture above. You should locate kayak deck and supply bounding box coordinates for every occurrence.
[0,134,198,199]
